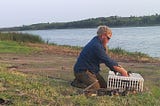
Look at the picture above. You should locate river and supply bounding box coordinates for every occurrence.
[20,26,160,57]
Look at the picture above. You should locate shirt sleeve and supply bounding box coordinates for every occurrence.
[94,44,118,72]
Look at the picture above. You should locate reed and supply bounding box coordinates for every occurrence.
[109,47,149,57]
[0,32,44,43]
[109,47,153,62]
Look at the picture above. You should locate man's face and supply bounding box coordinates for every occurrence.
[107,30,112,39]
[102,30,112,45]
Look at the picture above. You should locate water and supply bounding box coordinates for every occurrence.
[20,26,160,57]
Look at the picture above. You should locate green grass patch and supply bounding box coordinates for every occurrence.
[0,64,160,106]
[0,41,40,54]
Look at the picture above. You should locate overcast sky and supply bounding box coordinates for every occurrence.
[0,0,160,28]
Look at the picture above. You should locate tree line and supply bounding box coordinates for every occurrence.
[1,14,160,31]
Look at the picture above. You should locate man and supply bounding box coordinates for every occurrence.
[71,25,128,90]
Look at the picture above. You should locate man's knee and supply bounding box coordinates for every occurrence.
[73,70,101,89]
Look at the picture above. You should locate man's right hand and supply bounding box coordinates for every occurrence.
[113,65,129,77]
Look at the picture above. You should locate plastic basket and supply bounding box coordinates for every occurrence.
[107,71,144,92]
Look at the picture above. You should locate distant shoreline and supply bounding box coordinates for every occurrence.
[1,14,160,31]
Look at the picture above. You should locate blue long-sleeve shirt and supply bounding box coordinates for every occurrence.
[74,36,118,74]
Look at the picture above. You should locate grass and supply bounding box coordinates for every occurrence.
[0,41,40,54]
[0,64,160,106]
[110,47,149,57]
[50,43,83,51]
[109,47,155,62]
[0,32,44,43]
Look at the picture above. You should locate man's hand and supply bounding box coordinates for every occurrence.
[113,65,129,77]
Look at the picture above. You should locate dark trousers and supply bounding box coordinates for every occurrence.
[72,70,107,89]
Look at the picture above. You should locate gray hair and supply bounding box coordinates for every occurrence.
[97,25,111,36]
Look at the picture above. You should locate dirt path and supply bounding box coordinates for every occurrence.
[0,52,75,80]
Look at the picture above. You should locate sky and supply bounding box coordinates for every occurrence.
[0,0,160,28]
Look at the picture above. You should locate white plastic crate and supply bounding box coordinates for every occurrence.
[107,71,144,92]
